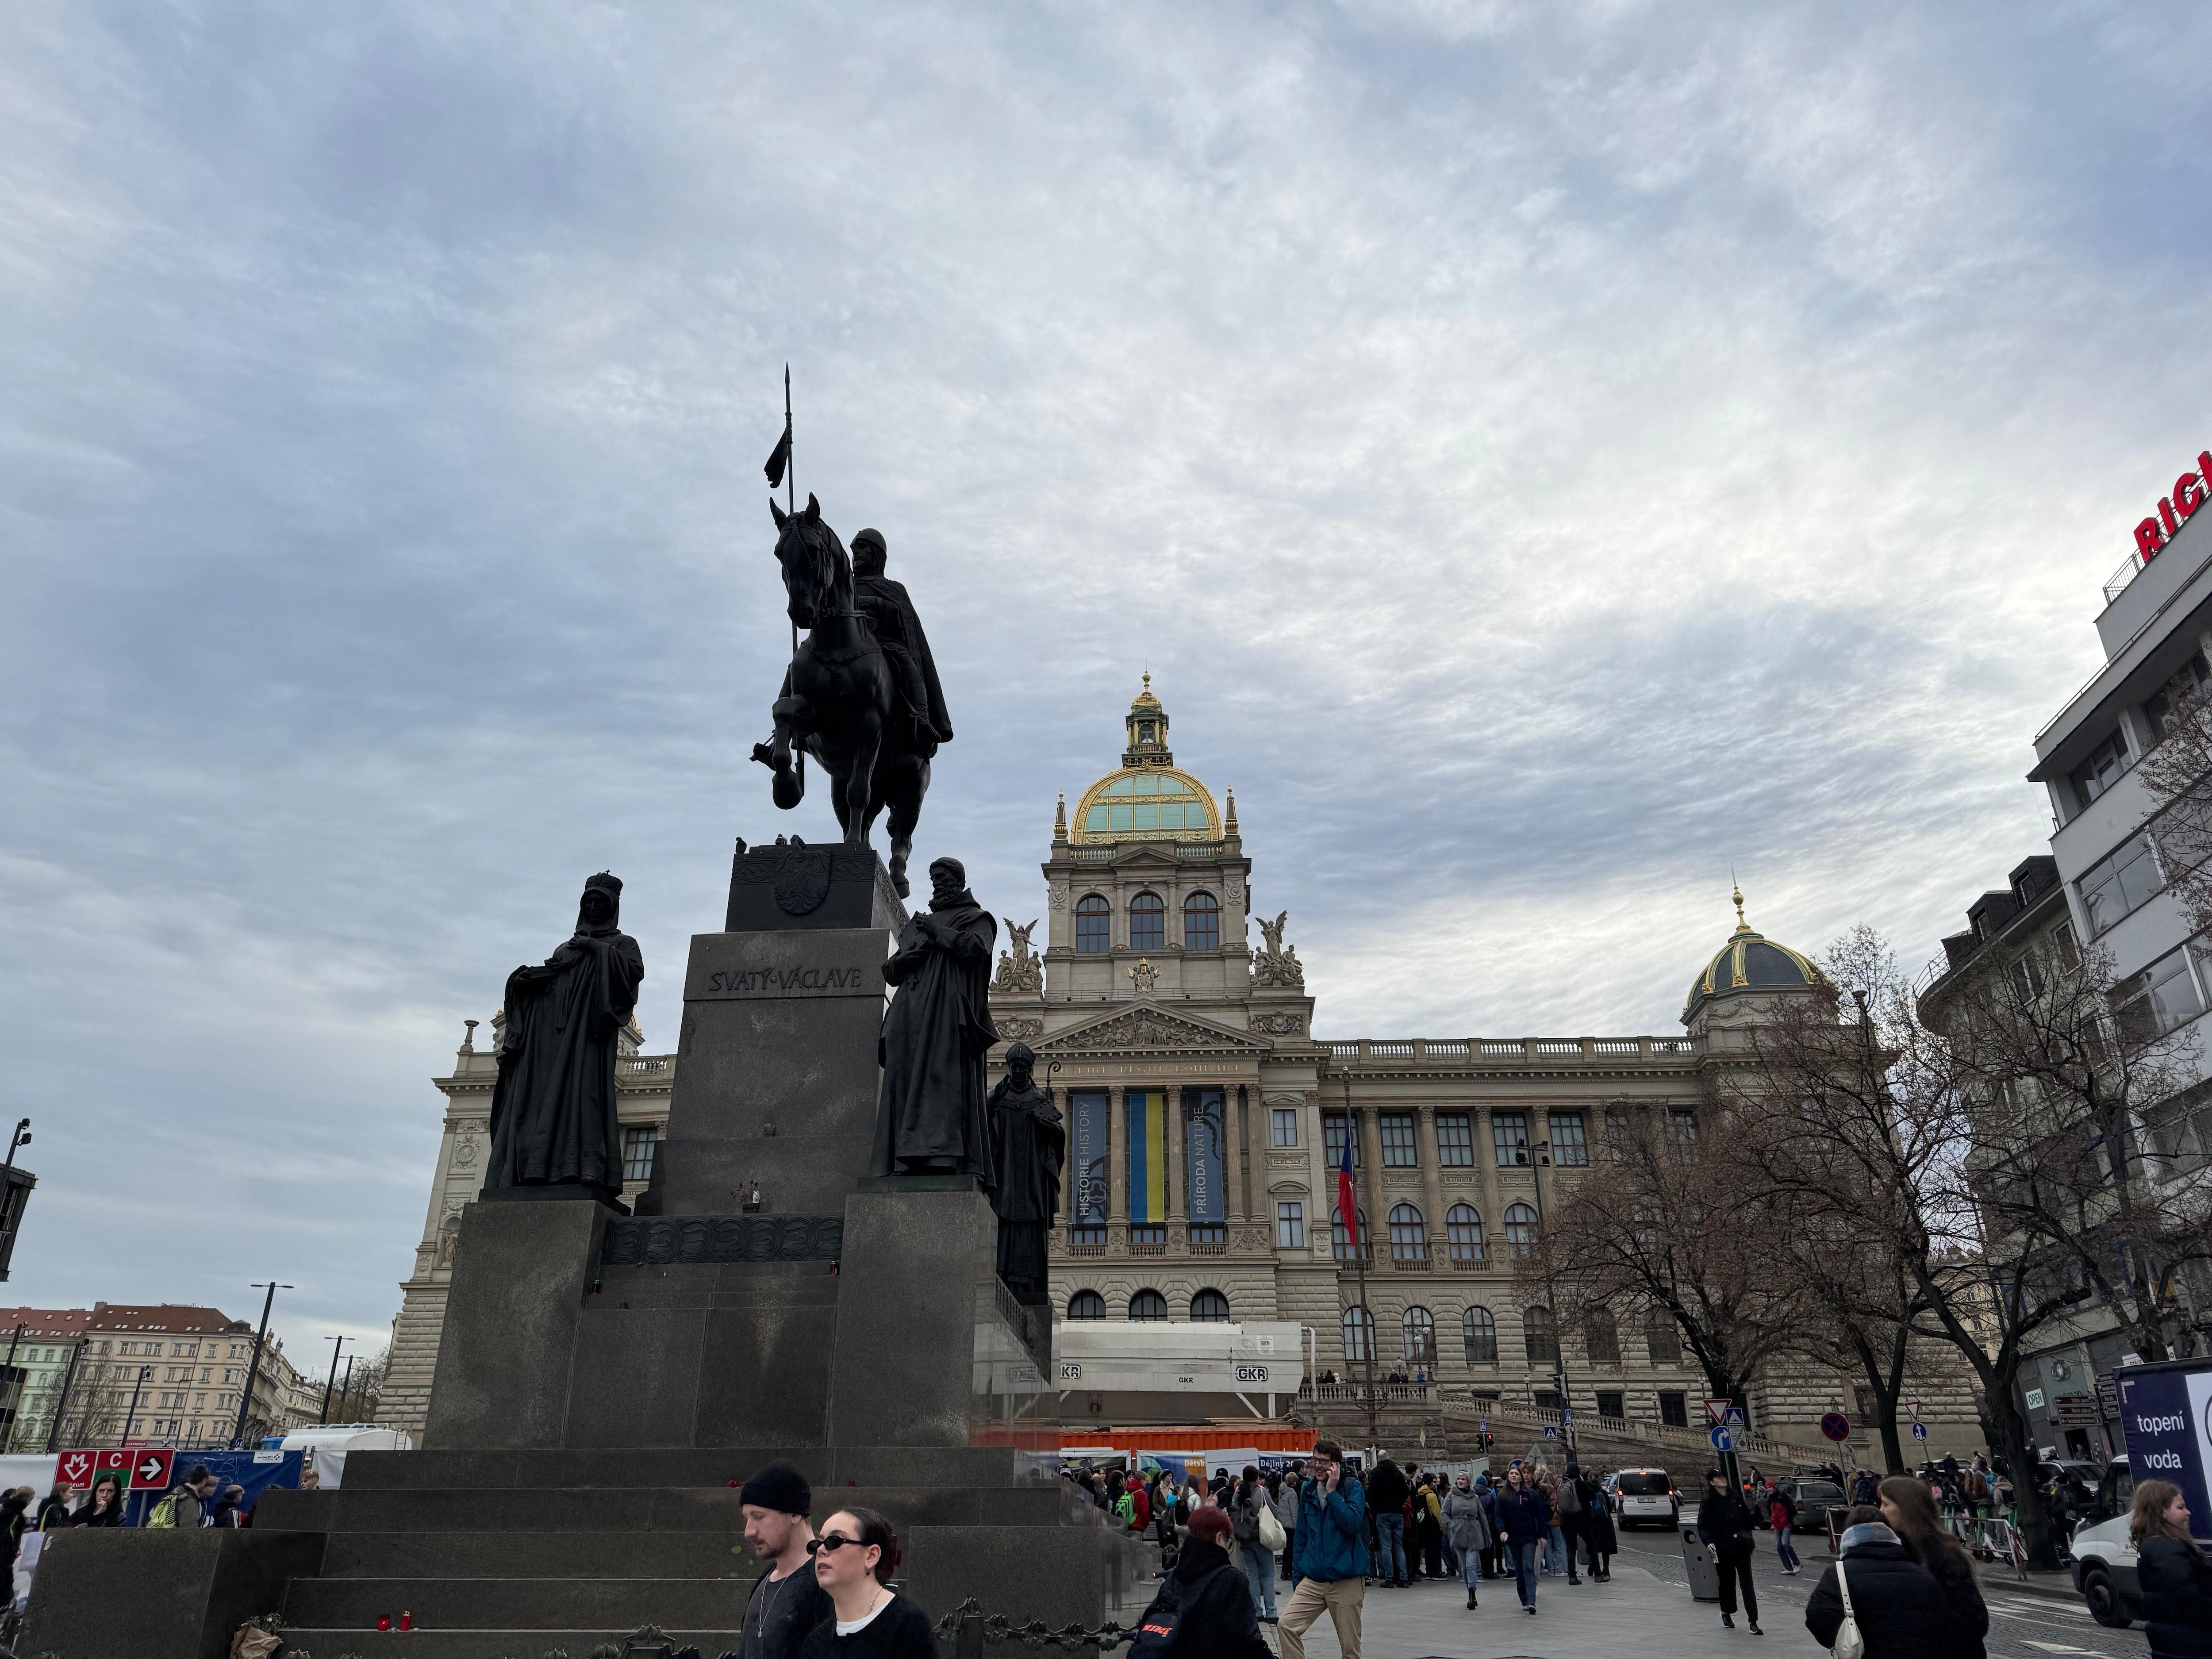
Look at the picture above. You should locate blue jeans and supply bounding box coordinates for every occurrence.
[1375,1513,1409,1584]
[1775,1528,1800,1571]
[1546,1525,1567,1574]
[1241,1542,1277,1617]
[1511,1539,1541,1606]
[1461,1544,1482,1595]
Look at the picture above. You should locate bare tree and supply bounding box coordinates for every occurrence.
[2131,676,2212,941]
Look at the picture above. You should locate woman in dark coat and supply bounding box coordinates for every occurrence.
[1130,1506,1271,1658]
[1806,1506,1953,1659]
[2132,1479,2212,1657]
[70,1475,127,1528]
[1879,1475,1987,1657]
[1577,1467,1618,1581]
[1694,1468,1761,1633]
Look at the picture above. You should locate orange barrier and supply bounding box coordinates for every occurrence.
[1060,1426,1313,1453]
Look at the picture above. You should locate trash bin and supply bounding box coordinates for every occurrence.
[1681,1524,1720,1601]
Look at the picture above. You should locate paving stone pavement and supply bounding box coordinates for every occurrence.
[1251,1532,2156,1659]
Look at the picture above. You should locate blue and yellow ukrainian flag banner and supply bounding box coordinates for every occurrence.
[1126,1090,1169,1221]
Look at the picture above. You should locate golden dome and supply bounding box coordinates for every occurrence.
[1070,676,1221,844]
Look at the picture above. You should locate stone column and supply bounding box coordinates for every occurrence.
[1107,1084,1126,1227]
[1165,1085,1186,1227]
[1419,1105,1448,1264]
[1232,1083,1253,1222]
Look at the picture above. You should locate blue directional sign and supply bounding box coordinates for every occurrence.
[1561,1408,1573,1425]
[1710,1427,1734,1452]
[1542,1425,1558,1439]
[1911,1422,1928,1442]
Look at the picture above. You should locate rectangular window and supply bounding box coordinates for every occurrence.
[1491,1111,1529,1168]
[1129,1223,1166,1246]
[2071,727,2133,811]
[1665,1109,1700,1162]
[2114,948,2205,1046]
[1658,1391,1690,1429]
[620,1124,660,1183]
[1276,1201,1305,1248]
[2081,834,2162,937]
[2054,920,2080,968]
[1596,1390,1625,1420]
[1436,1112,1474,1167]
[2145,650,2209,742]
[1323,1113,1359,1169]
[1379,1112,1417,1167]
[1271,1108,1299,1147]
[1548,1111,1589,1167]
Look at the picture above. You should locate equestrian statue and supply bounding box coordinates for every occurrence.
[750,493,949,898]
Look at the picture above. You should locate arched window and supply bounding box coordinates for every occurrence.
[1341,1305,1375,1363]
[1523,1305,1559,1365]
[1463,1306,1498,1364]
[1075,894,1110,953]
[1129,1289,1167,1321]
[1130,891,1165,951]
[1388,1203,1427,1263]
[1645,1309,1682,1366]
[1402,1306,1436,1363]
[1183,891,1220,951]
[1191,1288,1231,1322]
[1503,1202,1540,1260]
[1332,1207,1371,1263]
[1446,1203,1483,1263]
[1067,1290,1106,1321]
[1584,1308,1621,1368]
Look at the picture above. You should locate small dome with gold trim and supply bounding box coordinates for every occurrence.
[1683,887,1826,1020]
[1069,675,1222,845]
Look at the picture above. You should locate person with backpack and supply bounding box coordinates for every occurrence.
[1805,1504,1952,1659]
[1768,1481,1801,1575]
[1126,1505,1269,1659]
[1278,1440,1367,1659]
[1555,1462,1587,1585]
[149,1467,217,1530]
[1229,1467,1278,1623]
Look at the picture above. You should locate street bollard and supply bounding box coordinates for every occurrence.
[1681,1523,1721,1601]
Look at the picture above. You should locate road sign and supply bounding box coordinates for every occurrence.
[1911,1422,1928,1442]
[1909,1400,1921,1422]
[1820,1412,1851,1443]
[1542,1425,1558,1439]
[1561,1407,1573,1425]
[130,1448,173,1490]
[1478,1418,1487,1432]
[1710,1426,1734,1452]
[56,1449,96,1486]
[1722,1406,1746,1433]
[1704,1397,1732,1427]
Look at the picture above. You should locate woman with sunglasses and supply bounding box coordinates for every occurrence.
[799,1507,934,1658]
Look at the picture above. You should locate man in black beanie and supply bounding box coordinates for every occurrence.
[739,1462,833,1659]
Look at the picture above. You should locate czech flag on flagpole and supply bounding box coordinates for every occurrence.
[1336,1127,1359,1254]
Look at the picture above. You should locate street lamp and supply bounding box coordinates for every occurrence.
[120,1367,151,1443]
[1515,1137,1575,1451]
[230,1281,292,1449]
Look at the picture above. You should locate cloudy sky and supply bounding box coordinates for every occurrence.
[5,2,2208,1359]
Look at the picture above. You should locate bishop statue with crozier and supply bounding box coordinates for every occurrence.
[484,872,646,1209]
[987,1042,1064,1304]
[870,857,999,1183]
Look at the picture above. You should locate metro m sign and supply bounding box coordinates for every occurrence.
[2134,450,2212,563]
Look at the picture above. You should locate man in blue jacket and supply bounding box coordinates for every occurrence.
[1280,1440,1368,1659]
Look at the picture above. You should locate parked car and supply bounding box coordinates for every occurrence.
[1607,1468,1679,1530]
[1770,1475,1847,1534]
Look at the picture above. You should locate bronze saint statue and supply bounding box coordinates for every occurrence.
[987,1042,1064,1303]
[869,857,998,1182]
[484,872,645,1208]
[851,529,952,753]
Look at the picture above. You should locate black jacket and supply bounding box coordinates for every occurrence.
[1366,1460,1408,1515]
[1805,1539,1952,1659]
[1696,1487,1756,1557]
[1131,1538,1270,1659]
[795,1593,935,1659]
[2139,1535,2212,1657]
[1916,1537,1988,1659]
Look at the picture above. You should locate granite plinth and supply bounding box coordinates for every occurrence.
[19,1528,324,1659]
[725,841,907,933]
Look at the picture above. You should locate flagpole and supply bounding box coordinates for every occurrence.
[1345,1078,1380,1454]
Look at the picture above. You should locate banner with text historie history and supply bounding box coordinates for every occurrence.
[1069,1091,1110,1226]
[1127,1090,1168,1222]
[1186,1088,1226,1223]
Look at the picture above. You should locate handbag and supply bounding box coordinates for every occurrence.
[1830,1559,1864,1659]
[1258,1503,1287,1552]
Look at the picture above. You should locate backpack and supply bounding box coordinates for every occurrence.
[1558,1480,1582,1517]
[146,1492,184,1530]
[1127,1568,1196,1659]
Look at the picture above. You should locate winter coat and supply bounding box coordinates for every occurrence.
[1269,1482,1298,1535]
[1130,1536,1271,1659]
[1290,1476,1368,1583]
[1443,1487,1491,1555]
[1696,1487,1757,1558]
[1805,1533,1955,1659]
[2138,1535,2212,1657]
[1493,1487,1550,1547]
[1367,1459,1408,1515]
[1229,1481,1267,1544]
[1914,1536,1988,1659]
[1579,1482,1618,1555]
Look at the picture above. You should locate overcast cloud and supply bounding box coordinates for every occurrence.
[4,1,2208,1358]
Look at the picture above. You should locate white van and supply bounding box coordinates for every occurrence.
[2068,1455,2139,1630]
[1610,1468,1679,1529]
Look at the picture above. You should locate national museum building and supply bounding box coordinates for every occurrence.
[382,680,1978,1454]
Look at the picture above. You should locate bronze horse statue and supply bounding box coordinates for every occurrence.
[750,493,931,896]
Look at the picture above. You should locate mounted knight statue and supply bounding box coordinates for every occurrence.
[750,493,947,897]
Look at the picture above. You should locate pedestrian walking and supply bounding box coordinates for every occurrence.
[1768,1481,1800,1574]
[2131,1479,2212,1658]
[1444,1472,1491,1609]
[1229,1467,1278,1623]
[798,1507,933,1659]
[1539,1469,1568,1576]
[1877,1475,1987,1655]
[1270,1468,1300,1580]
[1495,1464,1549,1616]
[1414,1475,1446,1578]
[1476,1473,1502,1579]
[1805,1505,1952,1659]
[1575,1465,1615,1581]
[737,1462,833,1659]
[1278,1440,1367,1659]
[1129,1506,1271,1659]
[1556,1462,1587,1584]
[1695,1467,1763,1634]
[1851,1467,1879,1506]
[1366,1453,1409,1588]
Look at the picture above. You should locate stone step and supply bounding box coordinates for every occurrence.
[320,1530,756,1580]
[275,1630,742,1659]
[341,1444,1054,1490]
[260,1482,1095,1537]
[283,1576,750,1631]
